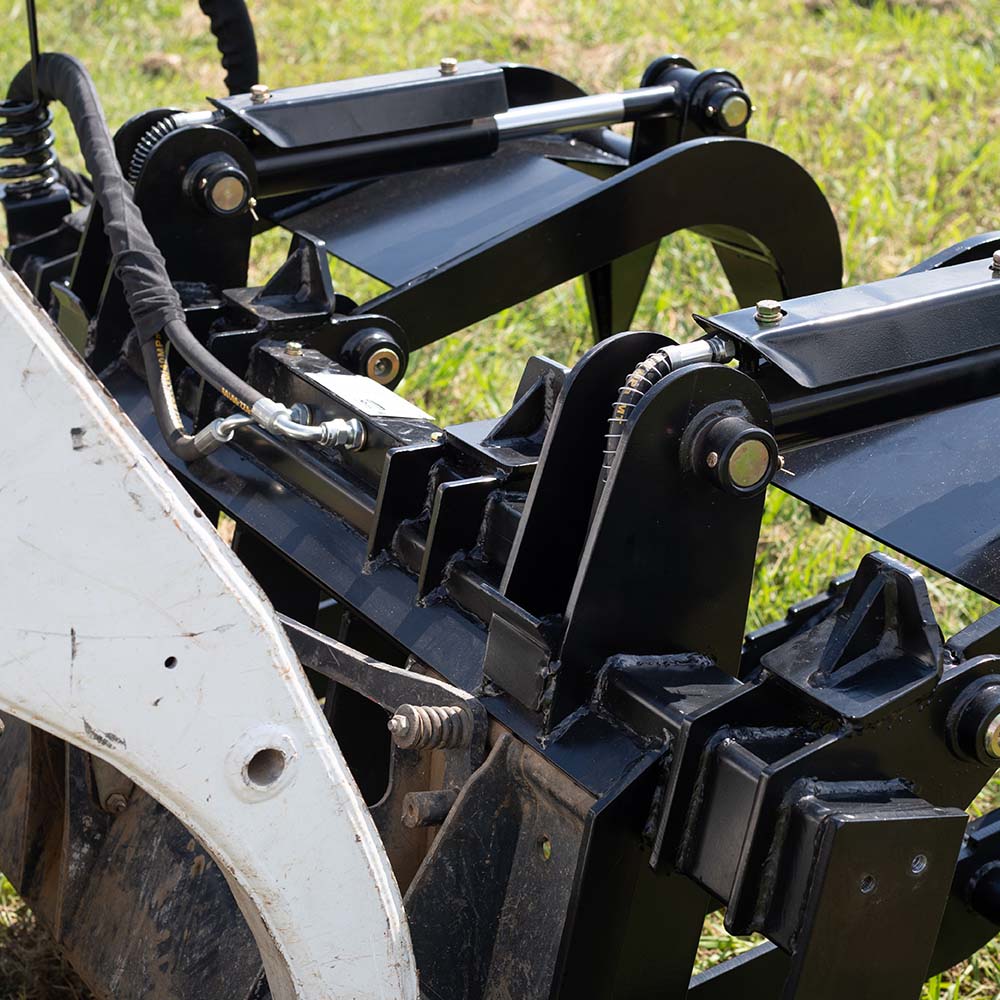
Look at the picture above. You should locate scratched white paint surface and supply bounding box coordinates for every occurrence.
[0,264,417,1000]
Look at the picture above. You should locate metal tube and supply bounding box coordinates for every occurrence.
[768,344,1000,443]
[494,84,678,140]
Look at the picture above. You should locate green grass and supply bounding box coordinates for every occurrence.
[2,0,1000,995]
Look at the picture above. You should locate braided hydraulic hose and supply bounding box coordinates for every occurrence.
[600,346,676,491]
[599,336,735,494]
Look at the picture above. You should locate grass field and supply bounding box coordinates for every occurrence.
[1,0,999,995]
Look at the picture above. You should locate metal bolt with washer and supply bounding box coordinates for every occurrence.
[754,299,783,324]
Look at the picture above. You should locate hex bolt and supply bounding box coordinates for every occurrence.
[250,83,271,104]
[284,341,304,357]
[754,299,783,324]
[105,792,129,815]
[705,451,719,469]
[720,93,751,130]
[439,57,459,76]
[289,402,312,424]
[992,250,1000,272]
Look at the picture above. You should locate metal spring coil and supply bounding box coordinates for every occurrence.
[0,98,58,198]
[388,704,470,750]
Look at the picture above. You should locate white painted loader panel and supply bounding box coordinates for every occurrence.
[0,263,417,1000]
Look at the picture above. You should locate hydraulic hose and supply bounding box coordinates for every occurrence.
[141,336,213,462]
[6,53,368,460]
[598,337,734,493]
[197,0,259,96]
[7,53,264,458]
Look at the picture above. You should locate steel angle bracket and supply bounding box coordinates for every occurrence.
[0,260,417,1000]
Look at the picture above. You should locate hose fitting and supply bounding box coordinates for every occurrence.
[250,399,365,451]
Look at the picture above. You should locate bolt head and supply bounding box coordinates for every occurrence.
[105,792,128,815]
[705,450,720,469]
[984,714,1000,759]
[439,57,459,76]
[992,250,1000,271]
[284,341,304,356]
[754,299,783,324]
[720,93,751,130]
[250,83,271,104]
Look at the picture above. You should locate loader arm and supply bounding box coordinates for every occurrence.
[0,260,417,1000]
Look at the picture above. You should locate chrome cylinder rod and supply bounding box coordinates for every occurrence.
[494,84,679,140]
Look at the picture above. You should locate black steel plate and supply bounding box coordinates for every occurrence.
[779,393,1000,602]
[274,140,605,286]
[212,60,507,148]
[704,257,1000,388]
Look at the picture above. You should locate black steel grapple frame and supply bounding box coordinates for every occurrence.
[4,8,1000,999]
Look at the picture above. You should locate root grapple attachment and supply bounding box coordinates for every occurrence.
[3,2,1000,999]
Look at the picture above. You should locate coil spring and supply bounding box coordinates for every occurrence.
[0,98,58,198]
[127,115,181,185]
[387,704,470,750]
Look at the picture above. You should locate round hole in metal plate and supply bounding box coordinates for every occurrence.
[246,747,286,788]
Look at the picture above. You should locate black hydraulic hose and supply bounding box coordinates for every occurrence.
[599,346,675,490]
[140,336,210,461]
[197,0,259,96]
[7,53,264,426]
